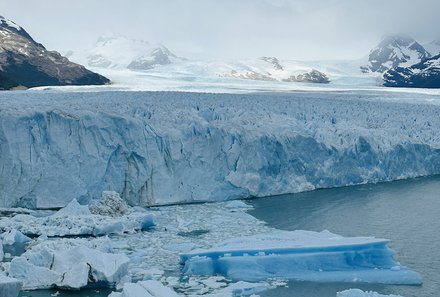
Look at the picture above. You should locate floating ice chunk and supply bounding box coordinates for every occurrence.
[337,289,404,297]
[0,275,22,297]
[90,191,129,217]
[93,221,125,237]
[180,230,422,285]
[2,229,31,245]
[109,280,180,297]
[53,199,91,217]
[224,200,253,210]
[54,246,130,289]
[140,215,155,231]
[206,281,272,297]
[139,280,180,297]
[9,245,129,290]
[9,257,60,289]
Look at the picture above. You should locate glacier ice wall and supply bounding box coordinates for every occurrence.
[1,90,440,208]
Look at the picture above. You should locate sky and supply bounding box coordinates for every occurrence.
[2,0,440,61]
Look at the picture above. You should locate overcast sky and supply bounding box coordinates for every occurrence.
[2,0,440,60]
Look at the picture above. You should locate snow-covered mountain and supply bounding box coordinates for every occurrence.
[217,57,329,83]
[69,37,330,84]
[383,54,440,88]
[73,36,184,70]
[361,35,431,73]
[424,40,440,56]
[0,16,109,90]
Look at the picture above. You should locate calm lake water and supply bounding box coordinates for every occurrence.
[19,176,439,297]
[249,176,440,297]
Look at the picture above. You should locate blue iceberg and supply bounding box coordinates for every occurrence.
[180,230,422,285]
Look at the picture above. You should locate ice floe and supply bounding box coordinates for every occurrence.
[180,230,422,284]
[9,244,129,290]
[0,275,22,297]
[1,230,31,245]
[337,289,404,297]
[109,280,181,297]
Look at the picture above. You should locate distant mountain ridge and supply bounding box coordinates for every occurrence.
[69,37,331,84]
[0,15,109,90]
[76,36,184,70]
[220,57,330,83]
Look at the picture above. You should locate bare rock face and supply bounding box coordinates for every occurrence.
[0,16,109,90]
[127,47,176,70]
[261,56,284,71]
[283,69,330,83]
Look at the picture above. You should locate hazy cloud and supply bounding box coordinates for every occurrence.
[2,0,440,60]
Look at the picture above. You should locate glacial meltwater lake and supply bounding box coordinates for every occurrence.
[19,175,440,297]
[249,175,440,297]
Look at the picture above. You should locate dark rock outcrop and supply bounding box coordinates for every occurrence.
[0,16,109,90]
[383,54,440,88]
[283,69,330,83]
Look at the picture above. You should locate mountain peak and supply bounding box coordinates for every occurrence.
[82,35,182,70]
[378,35,416,47]
[0,16,109,90]
[361,35,431,73]
[0,15,22,31]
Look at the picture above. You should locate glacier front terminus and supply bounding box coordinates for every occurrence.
[0,90,440,208]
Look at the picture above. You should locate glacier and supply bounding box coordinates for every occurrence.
[180,230,422,284]
[1,90,440,208]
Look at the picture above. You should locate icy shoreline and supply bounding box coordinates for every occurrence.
[1,90,440,208]
[0,197,421,296]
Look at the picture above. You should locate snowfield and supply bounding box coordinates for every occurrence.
[1,90,440,208]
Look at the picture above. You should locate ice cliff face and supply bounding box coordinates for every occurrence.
[1,91,440,209]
